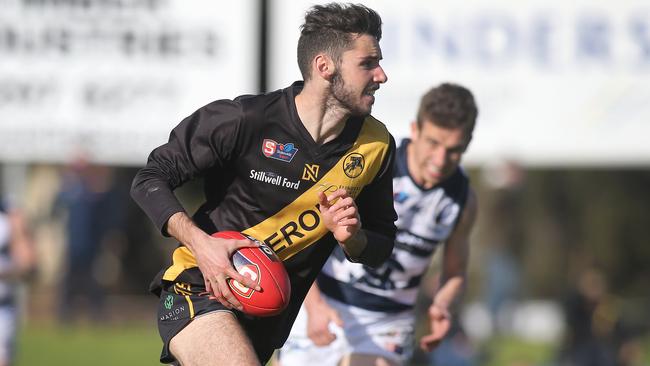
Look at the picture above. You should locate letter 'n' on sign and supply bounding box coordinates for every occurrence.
[302,164,320,182]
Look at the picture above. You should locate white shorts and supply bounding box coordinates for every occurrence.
[278,296,414,366]
[0,305,17,364]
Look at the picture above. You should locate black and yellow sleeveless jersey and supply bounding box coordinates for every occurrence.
[131,81,397,348]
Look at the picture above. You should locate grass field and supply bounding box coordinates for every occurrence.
[15,323,162,366]
[15,323,650,366]
[15,322,557,366]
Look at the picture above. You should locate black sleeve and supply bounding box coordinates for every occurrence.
[130,100,243,235]
[350,134,397,267]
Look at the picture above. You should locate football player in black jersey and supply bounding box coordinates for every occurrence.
[279,83,479,366]
[131,3,397,366]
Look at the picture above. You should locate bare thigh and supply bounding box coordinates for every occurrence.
[339,353,401,366]
[170,311,260,366]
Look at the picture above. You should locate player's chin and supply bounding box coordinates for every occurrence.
[350,100,374,116]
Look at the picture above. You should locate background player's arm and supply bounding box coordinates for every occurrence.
[302,282,344,346]
[420,188,477,352]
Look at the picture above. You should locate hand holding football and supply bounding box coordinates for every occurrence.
[211,231,291,317]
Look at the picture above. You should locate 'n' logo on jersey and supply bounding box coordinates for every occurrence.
[302,164,320,182]
[343,153,365,178]
[262,139,298,163]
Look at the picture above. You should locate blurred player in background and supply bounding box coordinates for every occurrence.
[278,83,479,366]
[131,3,397,365]
[0,199,37,366]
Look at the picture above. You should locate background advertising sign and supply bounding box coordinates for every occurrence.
[0,0,259,165]
[269,0,650,166]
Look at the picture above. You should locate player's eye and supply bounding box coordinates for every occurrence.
[361,60,379,69]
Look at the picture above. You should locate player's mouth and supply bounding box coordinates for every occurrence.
[425,164,444,179]
[363,87,378,103]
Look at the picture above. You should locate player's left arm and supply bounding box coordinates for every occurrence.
[318,136,397,267]
[420,187,478,352]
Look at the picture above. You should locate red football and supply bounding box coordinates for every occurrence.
[211,231,291,317]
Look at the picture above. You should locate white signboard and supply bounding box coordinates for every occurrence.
[0,0,259,166]
[269,0,650,166]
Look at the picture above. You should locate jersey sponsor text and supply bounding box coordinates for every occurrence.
[250,170,300,190]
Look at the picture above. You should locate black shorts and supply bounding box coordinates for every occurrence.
[154,279,281,365]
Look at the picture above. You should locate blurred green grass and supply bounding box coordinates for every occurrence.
[481,336,556,366]
[15,324,650,366]
[15,324,161,366]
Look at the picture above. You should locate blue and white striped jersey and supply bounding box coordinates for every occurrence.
[0,202,15,304]
[318,139,469,312]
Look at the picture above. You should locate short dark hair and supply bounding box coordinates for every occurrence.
[297,3,383,80]
[417,83,478,137]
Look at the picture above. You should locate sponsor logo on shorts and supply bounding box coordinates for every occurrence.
[160,294,188,321]
[250,169,301,190]
[343,153,365,178]
[262,139,298,162]
[160,304,187,321]
[164,295,173,310]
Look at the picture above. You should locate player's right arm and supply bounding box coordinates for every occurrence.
[302,282,343,346]
[130,100,259,309]
[165,212,259,310]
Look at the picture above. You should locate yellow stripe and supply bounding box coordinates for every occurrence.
[185,295,195,318]
[163,246,198,281]
[243,117,390,261]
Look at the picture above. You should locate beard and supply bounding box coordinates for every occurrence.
[330,72,372,117]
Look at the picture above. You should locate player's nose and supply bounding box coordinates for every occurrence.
[374,65,387,84]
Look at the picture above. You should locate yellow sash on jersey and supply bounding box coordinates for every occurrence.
[162,117,390,281]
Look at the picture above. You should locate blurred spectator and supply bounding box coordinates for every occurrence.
[53,156,122,324]
[557,266,636,366]
[480,160,526,333]
[0,199,37,366]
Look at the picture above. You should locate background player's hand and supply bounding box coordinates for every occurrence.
[306,300,344,346]
[192,235,261,310]
[420,303,452,352]
[318,189,361,244]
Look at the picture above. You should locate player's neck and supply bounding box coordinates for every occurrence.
[295,84,349,145]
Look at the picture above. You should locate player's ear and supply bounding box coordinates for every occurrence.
[314,54,335,81]
[410,121,419,141]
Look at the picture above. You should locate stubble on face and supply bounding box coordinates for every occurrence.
[329,71,372,117]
